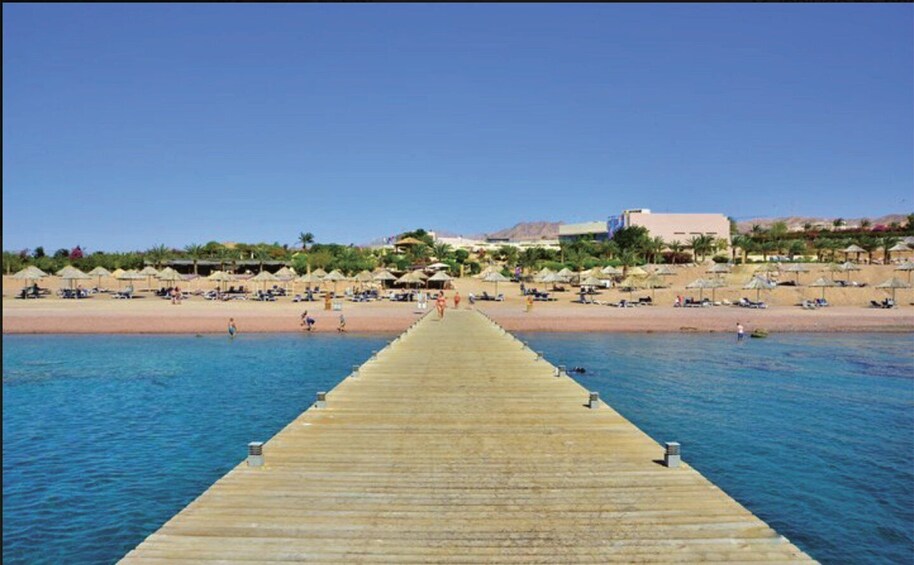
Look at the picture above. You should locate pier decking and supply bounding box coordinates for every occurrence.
[122,310,812,563]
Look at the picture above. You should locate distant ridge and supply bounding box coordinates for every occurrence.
[482,221,563,241]
[736,213,908,233]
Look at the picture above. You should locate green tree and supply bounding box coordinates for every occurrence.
[298,232,314,250]
[787,240,807,260]
[184,243,204,275]
[432,242,453,262]
[860,219,872,231]
[833,218,846,229]
[145,244,171,269]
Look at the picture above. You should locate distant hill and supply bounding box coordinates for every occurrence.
[482,221,562,241]
[736,214,908,233]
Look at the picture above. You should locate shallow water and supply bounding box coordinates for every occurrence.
[3,332,913,564]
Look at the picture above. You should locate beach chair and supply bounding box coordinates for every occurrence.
[869,300,882,309]
[801,300,816,310]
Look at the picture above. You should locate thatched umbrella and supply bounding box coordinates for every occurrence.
[373,270,397,290]
[56,265,78,276]
[61,268,91,290]
[207,270,235,292]
[157,268,184,286]
[557,267,574,279]
[580,275,603,288]
[783,263,810,285]
[894,260,914,283]
[887,242,911,262]
[249,270,280,292]
[312,268,328,278]
[809,277,837,301]
[541,272,565,290]
[323,270,347,296]
[707,263,731,274]
[275,266,295,279]
[87,266,112,290]
[838,261,861,282]
[111,268,126,279]
[755,263,780,275]
[640,274,668,298]
[686,278,716,302]
[744,276,776,302]
[876,277,911,303]
[483,271,509,296]
[115,269,145,292]
[821,262,842,281]
[625,265,648,277]
[427,262,449,271]
[12,266,48,293]
[617,275,643,298]
[535,267,555,281]
[652,264,675,276]
[138,266,160,291]
[427,270,453,289]
[843,244,865,262]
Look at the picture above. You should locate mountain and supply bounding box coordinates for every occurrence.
[481,221,563,241]
[736,214,908,233]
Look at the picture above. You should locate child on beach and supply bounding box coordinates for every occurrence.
[736,322,744,342]
[301,311,315,332]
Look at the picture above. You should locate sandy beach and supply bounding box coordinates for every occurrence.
[3,266,912,334]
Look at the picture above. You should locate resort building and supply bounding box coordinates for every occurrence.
[558,221,611,242]
[610,209,731,246]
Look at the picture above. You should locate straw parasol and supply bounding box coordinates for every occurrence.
[372,270,397,289]
[744,276,777,302]
[783,263,810,285]
[625,266,648,277]
[354,270,374,282]
[427,271,453,288]
[250,270,280,291]
[12,266,48,292]
[111,268,126,278]
[311,268,328,278]
[838,261,861,282]
[56,265,78,276]
[157,268,184,285]
[322,270,347,295]
[685,278,716,302]
[639,274,668,298]
[483,271,509,296]
[207,270,235,292]
[876,277,911,303]
[706,263,731,274]
[138,266,160,290]
[820,263,842,281]
[843,244,866,262]
[808,277,837,300]
[557,267,574,278]
[755,263,780,274]
[87,266,112,290]
[894,260,914,283]
[60,267,91,289]
[580,275,603,287]
[652,264,675,276]
[274,266,296,280]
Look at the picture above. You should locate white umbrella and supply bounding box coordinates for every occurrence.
[427,262,449,270]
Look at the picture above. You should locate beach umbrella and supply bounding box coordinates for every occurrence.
[617,275,644,298]
[250,270,280,291]
[323,270,347,295]
[744,276,777,302]
[783,263,810,285]
[625,266,648,277]
[581,275,603,287]
[888,242,911,253]
[427,271,453,289]
[755,263,780,274]
[640,274,670,299]
[876,277,911,303]
[821,262,842,281]
[839,261,861,282]
[372,270,397,289]
[86,266,112,290]
[843,244,866,262]
[60,267,91,290]
[483,271,509,296]
[12,266,48,292]
[311,268,328,278]
[427,262,449,271]
[809,277,837,300]
[652,264,675,276]
[894,261,914,283]
[157,268,184,285]
[557,267,574,278]
[706,263,731,274]
[207,270,235,292]
[56,265,78,276]
[686,278,716,302]
[111,268,126,278]
[138,266,160,291]
[354,270,374,282]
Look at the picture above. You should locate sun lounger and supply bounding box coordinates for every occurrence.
[801,300,817,310]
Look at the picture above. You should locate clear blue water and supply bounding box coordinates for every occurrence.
[519,332,914,565]
[3,332,913,564]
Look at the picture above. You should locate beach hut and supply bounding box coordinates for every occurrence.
[894,261,914,283]
[783,263,810,285]
[706,263,731,274]
[876,277,911,303]
[87,266,112,290]
[809,277,837,301]
[744,276,776,302]
[842,244,866,263]
[483,271,509,296]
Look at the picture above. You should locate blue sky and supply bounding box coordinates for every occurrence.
[3,4,912,252]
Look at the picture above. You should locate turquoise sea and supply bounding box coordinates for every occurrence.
[3,332,913,564]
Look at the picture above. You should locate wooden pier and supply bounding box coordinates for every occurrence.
[122,310,812,563]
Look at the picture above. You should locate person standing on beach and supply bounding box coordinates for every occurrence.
[525,294,534,313]
[736,322,744,342]
[436,292,446,319]
[453,291,461,309]
[338,314,346,333]
[228,318,237,339]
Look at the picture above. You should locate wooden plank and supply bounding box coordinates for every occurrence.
[121,310,813,563]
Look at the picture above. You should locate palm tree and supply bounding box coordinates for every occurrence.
[640,236,665,264]
[145,244,170,269]
[688,235,715,263]
[880,236,899,263]
[298,232,315,251]
[667,241,684,264]
[184,243,204,275]
[433,242,453,262]
[860,219,872,231]
[833,218,846,230]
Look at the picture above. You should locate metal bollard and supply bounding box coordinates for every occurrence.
[665,442,681,468]
[247,442,264,467]
[588,392,600,409]
[315,391,327,409]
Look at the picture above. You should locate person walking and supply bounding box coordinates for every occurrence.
[453,291,461,309]
[436,292,446,319]
[228,318,237,339]
[525,294,534,313]
[338,314,346,333]
[736,322,745,342]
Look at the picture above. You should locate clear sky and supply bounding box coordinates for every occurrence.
[3,4,912,252]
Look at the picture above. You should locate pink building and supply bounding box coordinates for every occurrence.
[621,209,730,247]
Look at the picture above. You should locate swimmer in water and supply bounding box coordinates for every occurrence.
[228,318,237,338]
